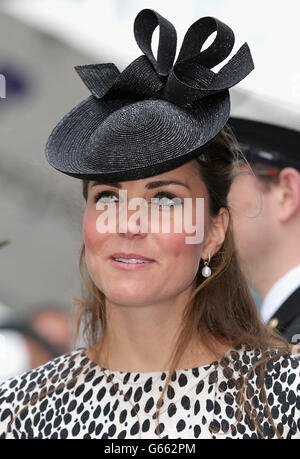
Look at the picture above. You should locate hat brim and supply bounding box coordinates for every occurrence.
[45,91,230,182]
[228,117,300,170]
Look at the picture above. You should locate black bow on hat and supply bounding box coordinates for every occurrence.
[45,9,254,182]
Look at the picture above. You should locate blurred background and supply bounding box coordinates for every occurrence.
[0,0,299,379]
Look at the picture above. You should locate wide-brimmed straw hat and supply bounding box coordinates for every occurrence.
[45,8,254,182]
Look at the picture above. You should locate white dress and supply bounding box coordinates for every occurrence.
[0,345,299,439]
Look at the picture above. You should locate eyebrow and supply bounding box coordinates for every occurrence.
[90,179,191,191]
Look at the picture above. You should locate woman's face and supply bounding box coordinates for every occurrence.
[83,160,216,307]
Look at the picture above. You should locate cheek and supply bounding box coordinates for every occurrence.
[83,208,112,253]
[82,208,113,288]
[154,223,204,264]
[152,232,203,296]
[83,210,98,247]
[157,232,192,255]
[156,200,210,260]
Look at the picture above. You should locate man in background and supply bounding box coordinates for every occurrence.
[227,118,300,343]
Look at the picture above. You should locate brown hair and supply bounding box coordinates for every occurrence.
[74,125,291,438]
[5,125,292,439]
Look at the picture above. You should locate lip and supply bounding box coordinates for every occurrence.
[109,258,155,271]
[110,252,155,262]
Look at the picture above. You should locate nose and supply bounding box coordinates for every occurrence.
[118,207,149,239]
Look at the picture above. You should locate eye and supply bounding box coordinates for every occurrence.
[94,190,118,204]
[93,190,182,207]
[151,192,182,207]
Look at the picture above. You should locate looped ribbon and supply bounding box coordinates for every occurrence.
[74,9,254,108]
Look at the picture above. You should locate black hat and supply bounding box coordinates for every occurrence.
[228,117,300,171]
[45,9,254,182]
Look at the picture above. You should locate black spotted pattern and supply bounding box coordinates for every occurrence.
[0,346,299,439]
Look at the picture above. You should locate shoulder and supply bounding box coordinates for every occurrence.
[225,344,300,371]
[0,348,88,438]
[0,348,87,395]
[227,345,300,388]
[223,346,300,438]
[261,350,300,403]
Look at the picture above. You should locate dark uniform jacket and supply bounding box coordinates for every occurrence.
[268,285,300,343]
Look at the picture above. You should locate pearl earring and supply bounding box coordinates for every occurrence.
[201,253,211,278]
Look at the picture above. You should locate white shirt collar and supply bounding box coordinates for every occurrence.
[261,264,300,323]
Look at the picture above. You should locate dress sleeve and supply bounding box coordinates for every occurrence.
[0,380,18,439]
[288,356,300,438]
[270,353,300,438]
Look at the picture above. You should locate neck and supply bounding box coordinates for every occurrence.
[87,289,229,372]
[249,241,300,299]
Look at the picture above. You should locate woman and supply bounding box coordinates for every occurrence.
[0,9,299,439]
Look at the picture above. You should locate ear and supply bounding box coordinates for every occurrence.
[274,168,300,222]
[201,207,229,259]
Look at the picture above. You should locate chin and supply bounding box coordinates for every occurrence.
[107,293,152,307]
[101,281,151,304]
